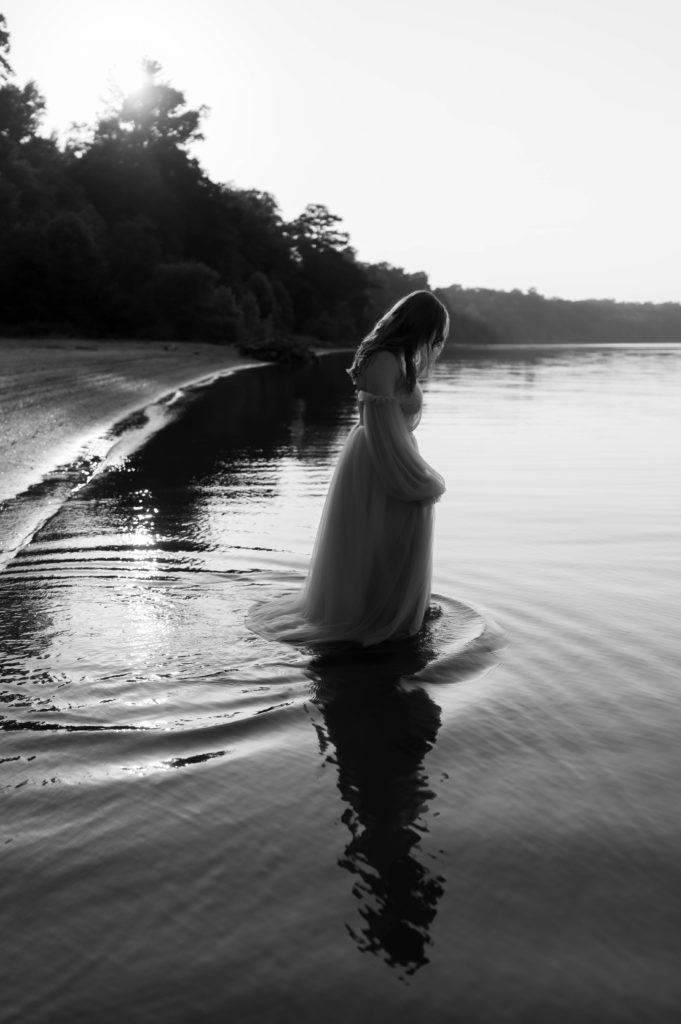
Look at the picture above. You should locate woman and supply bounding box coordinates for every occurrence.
[246,289,449,647]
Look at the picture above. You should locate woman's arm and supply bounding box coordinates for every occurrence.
[362,349,401,395]
[358,352,445,503]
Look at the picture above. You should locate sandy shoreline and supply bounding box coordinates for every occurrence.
[0,337,264,505]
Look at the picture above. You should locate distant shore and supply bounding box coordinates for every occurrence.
[0,337,263,506]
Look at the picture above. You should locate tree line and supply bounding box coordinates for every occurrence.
[0,16,492,359]
[439,285,681,345]
[1,14,679,357]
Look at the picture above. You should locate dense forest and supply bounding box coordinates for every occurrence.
[0,15,492,358]
[1,14,680,357]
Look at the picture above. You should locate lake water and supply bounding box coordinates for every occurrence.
[2,344,681,1022]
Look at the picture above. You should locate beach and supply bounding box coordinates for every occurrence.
[0,337,264,567]
[0,337,260,505]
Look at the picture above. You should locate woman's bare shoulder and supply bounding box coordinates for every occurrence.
[362,349,400,395]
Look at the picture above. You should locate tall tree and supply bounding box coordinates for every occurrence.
[93,59,207,151]
[0,79,46,143]
[285,204,368,338]
[0,13,13,81]
[288,203,351,257]
[70,60,209,258]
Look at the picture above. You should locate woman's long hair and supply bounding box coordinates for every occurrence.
[348,290,450,393]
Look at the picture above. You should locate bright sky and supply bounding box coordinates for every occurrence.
[3,0,680,302]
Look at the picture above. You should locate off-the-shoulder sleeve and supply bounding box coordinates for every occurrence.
[358,390,446,503]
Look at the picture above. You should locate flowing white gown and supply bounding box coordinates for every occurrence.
[246,352,446,647]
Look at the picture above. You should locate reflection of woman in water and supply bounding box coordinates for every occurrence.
[307,650,445,974]
[247,290,449,647]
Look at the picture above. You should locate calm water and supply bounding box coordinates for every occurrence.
[2,345,681,1023]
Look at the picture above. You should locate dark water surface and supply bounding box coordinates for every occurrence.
[2,346,681,1022]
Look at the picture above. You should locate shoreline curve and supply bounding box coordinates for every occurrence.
[0,339,268,567]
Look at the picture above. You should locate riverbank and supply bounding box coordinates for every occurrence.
[0,337,263,506]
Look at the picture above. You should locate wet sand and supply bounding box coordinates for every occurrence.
[0,337,261,504]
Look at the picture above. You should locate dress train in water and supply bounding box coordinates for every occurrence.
[246,381,445,647]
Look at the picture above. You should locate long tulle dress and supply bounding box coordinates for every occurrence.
[246,365,446,647]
